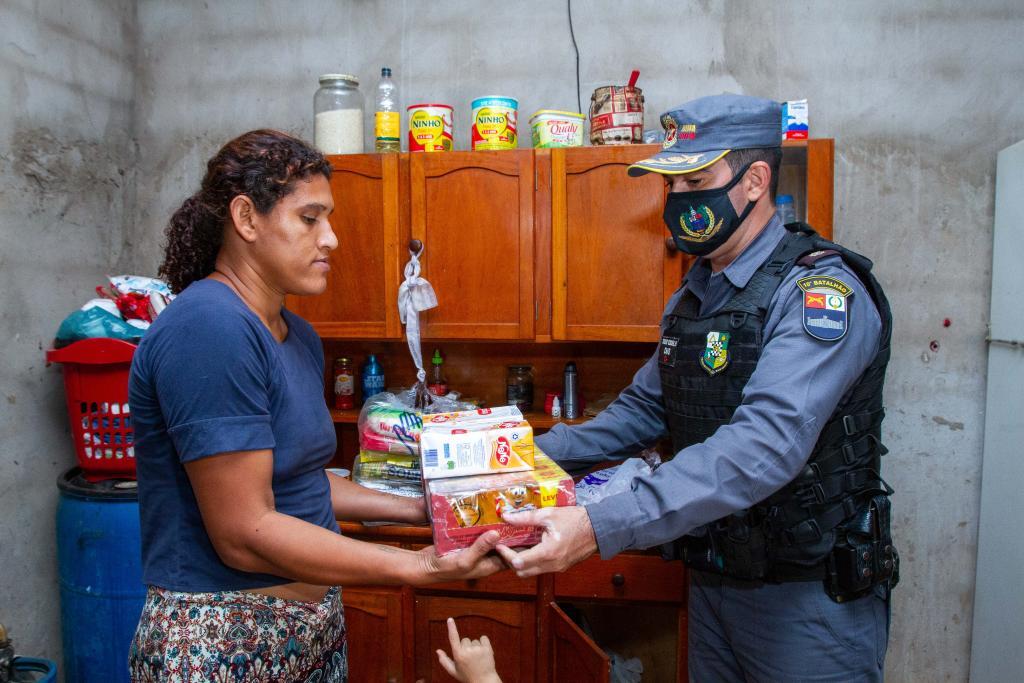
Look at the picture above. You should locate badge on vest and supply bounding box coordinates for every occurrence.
[659,335,680,367]
[700,331,730,375]
[797,275,852,341]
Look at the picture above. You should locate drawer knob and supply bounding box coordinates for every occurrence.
[665,237,678,253]
[611,573,626,587]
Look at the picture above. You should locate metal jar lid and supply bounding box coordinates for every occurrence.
[319,73,359,86]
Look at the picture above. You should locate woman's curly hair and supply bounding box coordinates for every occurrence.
[159,129,332,294]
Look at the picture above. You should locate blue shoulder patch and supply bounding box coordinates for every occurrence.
[797,275,851,341]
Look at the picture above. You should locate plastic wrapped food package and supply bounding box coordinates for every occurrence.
[352,452,423,499]
[426,450,575,555]
[356,392,478,457]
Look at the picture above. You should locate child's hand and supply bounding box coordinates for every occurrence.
[436,617,501,683]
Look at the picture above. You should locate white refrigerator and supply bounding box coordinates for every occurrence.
[970,139,1024,682]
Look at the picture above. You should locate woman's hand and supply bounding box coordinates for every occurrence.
[415,531,505,584]
[436,617,501,683]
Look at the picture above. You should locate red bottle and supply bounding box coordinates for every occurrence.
[333,357,355,409]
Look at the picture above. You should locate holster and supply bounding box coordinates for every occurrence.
[824,494,899,603]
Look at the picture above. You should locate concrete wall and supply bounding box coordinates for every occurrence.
[0,0,137,667]
[4,0,1021,679]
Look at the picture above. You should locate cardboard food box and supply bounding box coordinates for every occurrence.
[427,451,575,555]
[782,99,809,140]
[422,405,523,427]
[420,407,534,479]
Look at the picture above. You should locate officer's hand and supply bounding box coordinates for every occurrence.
[494,506,597,578]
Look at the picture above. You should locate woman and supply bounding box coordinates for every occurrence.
[127,129,502,682]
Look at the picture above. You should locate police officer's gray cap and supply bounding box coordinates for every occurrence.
[628,94,783,177]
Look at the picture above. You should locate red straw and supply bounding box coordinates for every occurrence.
[628,69,640,88]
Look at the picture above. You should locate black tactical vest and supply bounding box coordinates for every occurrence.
[659,223,897,590]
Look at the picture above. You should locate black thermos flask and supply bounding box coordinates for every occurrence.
[563,362,579,419]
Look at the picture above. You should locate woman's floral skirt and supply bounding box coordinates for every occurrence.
[129,585,347,682]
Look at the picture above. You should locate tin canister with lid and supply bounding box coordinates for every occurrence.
[529,110,585,148]
[471,96,518,150]
[407,104,454,152]
[589,85,644,145]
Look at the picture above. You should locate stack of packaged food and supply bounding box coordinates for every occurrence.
[354,400,577,552]
[419,406,576,555]
[353,396,424,498]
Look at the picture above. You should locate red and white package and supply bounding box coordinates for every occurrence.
[426,450,574,556]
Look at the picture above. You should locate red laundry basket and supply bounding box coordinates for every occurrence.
[46,338,138,481]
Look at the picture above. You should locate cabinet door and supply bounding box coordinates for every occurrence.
[285,154,402,338]
[410,151,535,340]
[549,602,610,683]
[413,594,536,682]
[551,145,689,342]
[343,587,406,682]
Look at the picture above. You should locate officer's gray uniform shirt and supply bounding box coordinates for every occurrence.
[535,215,882,559]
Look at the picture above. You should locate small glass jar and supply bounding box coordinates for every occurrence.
[506,365,534,411]
[314,74,364,154]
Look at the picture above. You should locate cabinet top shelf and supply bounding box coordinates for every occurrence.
[325,138,823,161]
[331,408,591,429]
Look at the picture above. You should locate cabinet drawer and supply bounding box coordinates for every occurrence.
[555,554,686,603]
[421,568,537,596]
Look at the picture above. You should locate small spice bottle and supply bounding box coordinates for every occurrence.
[333,357,355,410]
[506,365,535,411]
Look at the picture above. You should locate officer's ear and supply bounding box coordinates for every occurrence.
[744,161,772,203]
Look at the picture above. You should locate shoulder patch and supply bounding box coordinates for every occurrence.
[796,275,850,341]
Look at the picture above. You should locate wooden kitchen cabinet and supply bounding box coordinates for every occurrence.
[413,595,537,682]
[550,144,690,342]
[410,150,536,340]
[285,153,403,339]
[339,522,688,683]
[550,602,611,683]
[304,141,833,343]
[342,586,408,682]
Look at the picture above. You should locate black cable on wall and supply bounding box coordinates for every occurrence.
[568,0,582,114]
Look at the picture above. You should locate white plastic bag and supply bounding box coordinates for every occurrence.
[574,449,662,506]
[397,246,438,406]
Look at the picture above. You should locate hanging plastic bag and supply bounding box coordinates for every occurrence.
[397,244,438,408]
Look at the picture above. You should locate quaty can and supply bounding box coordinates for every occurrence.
[407,104,454,152]
[529,110,585,148]
[471,96,518,150]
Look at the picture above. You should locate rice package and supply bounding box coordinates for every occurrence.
[426,451,575,555]
[420,406,534,479]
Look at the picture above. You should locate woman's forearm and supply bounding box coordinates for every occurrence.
[328,473,426,524]
[231,509,428,586]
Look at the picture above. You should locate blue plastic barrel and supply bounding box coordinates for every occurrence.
[56,468,144,683]
[11,656,58,681]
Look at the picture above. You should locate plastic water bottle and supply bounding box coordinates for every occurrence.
[374,67,400,153]
[361,354,385,403]
[776,194,796,225]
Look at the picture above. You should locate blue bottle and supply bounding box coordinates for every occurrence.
[361,354,386,403]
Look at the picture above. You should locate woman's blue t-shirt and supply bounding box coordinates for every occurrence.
[128,279,338,591]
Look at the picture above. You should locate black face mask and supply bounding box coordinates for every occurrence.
[662,162,755,256]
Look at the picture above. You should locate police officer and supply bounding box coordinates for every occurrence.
[497,94,898,682]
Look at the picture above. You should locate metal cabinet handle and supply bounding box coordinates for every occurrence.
[611,573,626,587]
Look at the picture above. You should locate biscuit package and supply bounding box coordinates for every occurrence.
[426,451,575,555]
[420,406,534,479]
